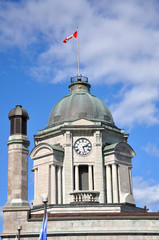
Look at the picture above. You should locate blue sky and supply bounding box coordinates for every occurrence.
[1,0,159,234]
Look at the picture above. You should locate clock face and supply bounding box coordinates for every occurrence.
[74,138,92,155]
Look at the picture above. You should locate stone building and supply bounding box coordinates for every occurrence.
[1,75,159,239]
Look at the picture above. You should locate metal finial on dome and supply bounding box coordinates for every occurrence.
[69,75,91,93]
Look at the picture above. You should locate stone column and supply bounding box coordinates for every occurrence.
[57,166,62,204]
[112,163,119,203]
[129,167,133,195]
[89,165,93,190]
[34,168,38,203]
[7,135,30,204]
[106,164,112,203]
[75,165,79,190]
[7,105,30,205]
[51,164,56,204]
[3,105,30,234]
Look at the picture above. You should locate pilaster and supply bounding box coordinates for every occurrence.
[94,131,105,203]
[63,131,73,203]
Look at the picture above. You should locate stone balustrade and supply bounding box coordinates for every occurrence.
[70,190,100,203]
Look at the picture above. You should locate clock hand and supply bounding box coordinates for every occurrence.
[82,143,88,147]
[83,144,89,151]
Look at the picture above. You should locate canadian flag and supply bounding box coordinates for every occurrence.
[63,31,78,43]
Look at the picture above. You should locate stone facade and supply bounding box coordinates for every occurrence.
[30,117,135,206]
[1,77,159,239]
[2,207,159,239]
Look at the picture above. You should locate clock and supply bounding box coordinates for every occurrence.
[74,138,92,155]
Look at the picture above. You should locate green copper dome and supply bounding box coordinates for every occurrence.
[47,76,114,128]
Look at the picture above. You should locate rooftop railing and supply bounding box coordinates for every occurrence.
[70,75,88,83]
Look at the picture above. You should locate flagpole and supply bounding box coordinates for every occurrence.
[77,26,80,77]
[39,197,48,240]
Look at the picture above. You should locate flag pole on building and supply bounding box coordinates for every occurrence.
[63,27,81,78]
[39,197,48,240]
[76,26,80,77]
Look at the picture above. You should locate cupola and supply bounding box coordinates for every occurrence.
[8,105,29,136]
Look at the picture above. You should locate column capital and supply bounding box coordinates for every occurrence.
[74,163,79,166]
[106,164,112,167]
[112,162,118,167]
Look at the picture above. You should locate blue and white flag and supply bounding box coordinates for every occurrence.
[39,214,48,240]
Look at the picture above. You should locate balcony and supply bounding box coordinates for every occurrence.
[70,190,100,204]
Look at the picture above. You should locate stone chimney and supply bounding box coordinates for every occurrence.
[7,105,30,205]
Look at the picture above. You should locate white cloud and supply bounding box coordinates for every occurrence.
[110,85,159,128]
[142,142,159,157]
[0,0,159,127]
[133,176,159,211]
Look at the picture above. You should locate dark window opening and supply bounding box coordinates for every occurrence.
[79,165,88,190]
[78,112,87,118]
[22,118,26,135]
[54,115,60,122]
[10,119,14,135]
[16,118,20,133]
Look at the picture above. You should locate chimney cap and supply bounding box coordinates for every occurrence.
[8,105,29,120]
